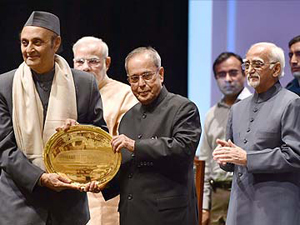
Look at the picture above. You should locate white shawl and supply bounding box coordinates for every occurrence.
[12,55,77,169]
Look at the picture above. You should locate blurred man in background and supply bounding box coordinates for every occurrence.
[199,52,251,225]
[286,35,300,96]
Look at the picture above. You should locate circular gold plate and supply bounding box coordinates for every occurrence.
[43,125,121,187]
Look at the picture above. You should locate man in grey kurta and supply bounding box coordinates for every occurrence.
[213,42,300,225]
[102,47,201,225]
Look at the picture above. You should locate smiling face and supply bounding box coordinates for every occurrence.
[127,52,164,105]
[20,26,61,74]
[245,44,279,93]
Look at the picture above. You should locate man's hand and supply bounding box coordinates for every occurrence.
[55,118,79,132]
[213,139,247,166]
[202,210,210,225]
[213,139,230,166]
[39,173,81,192]
[111,134,135,153]
[83,181,106,193]
[216,138,230,147]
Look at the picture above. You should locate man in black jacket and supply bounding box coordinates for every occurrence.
[286,35,300,96]
[103,47,201,225]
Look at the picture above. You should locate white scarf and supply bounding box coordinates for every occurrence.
[12,55,77,169]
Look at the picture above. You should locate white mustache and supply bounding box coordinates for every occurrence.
[247,73,260,79]
[247,72,260,88]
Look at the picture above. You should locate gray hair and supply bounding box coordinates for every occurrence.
[72,36,109,57]
[125,46,161,73]
[249,42,285,78]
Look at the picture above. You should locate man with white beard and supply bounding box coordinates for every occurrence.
[213,42,300,225]
[199,52,251,225]
[286,35,300,96]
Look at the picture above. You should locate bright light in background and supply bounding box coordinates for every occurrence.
[188,0,213,154]
[227,0,237,52]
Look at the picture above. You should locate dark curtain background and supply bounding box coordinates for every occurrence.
[0,0,188,96]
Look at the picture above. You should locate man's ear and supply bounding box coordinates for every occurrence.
[159,67,164,83]
[105,57,111,72]
[272,62,281,78]
[54,36,61,53]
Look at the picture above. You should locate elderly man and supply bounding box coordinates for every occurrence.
[0,11,107,225]
[73,36,137,225]
[213,42,300,225]
[199,52,251,225]
[73,37,137,136]
[286,35,300,96]
[100,47,201,225]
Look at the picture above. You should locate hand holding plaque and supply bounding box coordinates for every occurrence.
[43,125,121,189]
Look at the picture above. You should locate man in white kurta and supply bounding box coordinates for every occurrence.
[73,37,137,225]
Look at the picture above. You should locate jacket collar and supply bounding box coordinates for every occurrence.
[142,86,168,112]
[252,81,282,103]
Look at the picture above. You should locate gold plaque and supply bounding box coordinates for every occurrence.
[43,125,121,187]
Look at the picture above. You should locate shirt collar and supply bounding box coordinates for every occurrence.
[218,87,251,108]
[237,87,252,100]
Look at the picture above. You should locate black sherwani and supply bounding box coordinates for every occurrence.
[103,86,201,225]
[0,68,107,225]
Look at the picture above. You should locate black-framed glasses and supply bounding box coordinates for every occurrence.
[73,57,102,66]
[242,60,277,71]
[127,70,158,84]
[216,70,240,79]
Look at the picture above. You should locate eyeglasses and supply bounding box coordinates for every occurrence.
[216,70,240,79]
[242,60,277,71]
[73,57,102,66]
[127,70,158,84]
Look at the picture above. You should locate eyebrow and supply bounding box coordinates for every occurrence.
[244,59,264,63]
[250,57,264,61]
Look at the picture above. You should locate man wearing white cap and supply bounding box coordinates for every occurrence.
[0,11,107,225]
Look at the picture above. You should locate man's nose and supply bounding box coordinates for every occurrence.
[137,76,146,86]
[290,54,298,64]
[26,43,34,53]
[247,64,256,74]
[225,73,233,82]
[82,61,91,72]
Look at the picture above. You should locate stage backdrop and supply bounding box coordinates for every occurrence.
[188,0,300,134]
[0,0,188,97]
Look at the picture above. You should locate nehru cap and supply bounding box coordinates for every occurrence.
[24,11,60,35]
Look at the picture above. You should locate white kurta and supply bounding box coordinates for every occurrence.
[88,75,137,225]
